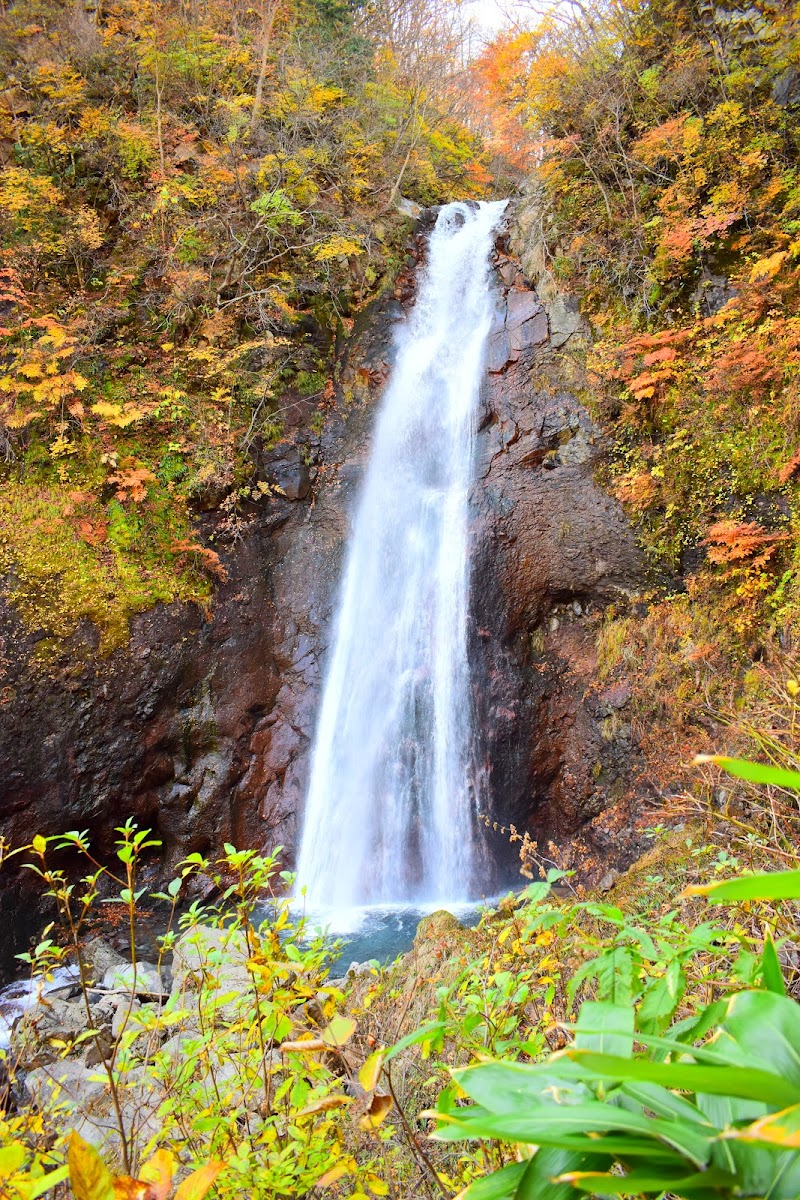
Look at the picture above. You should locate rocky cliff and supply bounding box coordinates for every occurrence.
[0,201,647,969]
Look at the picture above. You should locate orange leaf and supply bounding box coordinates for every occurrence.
[173,1161,225,1200]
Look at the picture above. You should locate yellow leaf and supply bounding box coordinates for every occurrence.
[321,1015,356,1048]
[365,1174,389,1196]
[173,1161,225,1200]
[0,1144,26,1178]
[750,251,788,284]
[358,1049,386,1092]
[316,1157,356,1187]
[138,1149,174,1200]
[357,1093,393,1132]
[68,1130,115,1200]
[312,236,363,262]
[32,834,46,855]
[294,1094,350,1117]
[112,1176,151,1200]
[280,1037,327,1054]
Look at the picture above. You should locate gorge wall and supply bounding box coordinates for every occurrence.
[0,202,647,966]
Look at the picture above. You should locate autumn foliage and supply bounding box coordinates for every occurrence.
[0,0,492,650]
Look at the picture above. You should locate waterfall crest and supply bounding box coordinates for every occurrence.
[295,200,507,912]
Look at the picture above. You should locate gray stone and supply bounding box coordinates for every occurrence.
[487,329,513,373]
[101,961,166,997]
[545,293,584,348]
[506,290,542,330]
[508,310,549,354]
[24,1058,106,1109]
[598,869,620,893]
[171,925,251,1018]
[82,937,126,984]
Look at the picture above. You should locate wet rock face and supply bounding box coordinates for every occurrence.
[468,226,645,889]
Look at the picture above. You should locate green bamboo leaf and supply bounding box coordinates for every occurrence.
[574,1001,634,1058]
[433,1102,712,1168]
[555,1165,738,1196]
[685,869,800,902]
[566,1048,800,1108]
[515,1148,608,1200]
[722,991,800,1086]
[457,1162,528,1200]
[694,755,800,792]
[761,928,787,996]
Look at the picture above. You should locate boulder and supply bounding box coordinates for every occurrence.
[101,961,167,998]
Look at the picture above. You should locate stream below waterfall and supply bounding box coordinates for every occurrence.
[295,200,507,920]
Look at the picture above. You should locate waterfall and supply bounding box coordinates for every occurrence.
[295,199,507,912]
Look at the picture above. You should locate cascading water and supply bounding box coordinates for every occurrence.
[295,200,507,915]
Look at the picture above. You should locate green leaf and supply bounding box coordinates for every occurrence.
[385,1022,447,1062]
[19,1166,70,1199]
[434,1101,712,1168]
[761,928,787,996]
[566,1048,800,1108]
[574,1001,634,1057]
[695,755,800,792]
[637,959,686,1033]
[555,1165,738,1196]
[686,869,800,902]
[515,1149,608,1200]
[722,990,800,1086]
[458,1162,528,1199]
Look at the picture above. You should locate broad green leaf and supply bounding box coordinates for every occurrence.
[620,1081,712,1125]
[456,1161,528,1200]
[555,1165,738,1195]
[0,1145,26,1176]
[723,1102,800,1148]
[566,1048,800,1108]
[574,1001,634,1057]
[67,1132,114,1200]
[433,1101,712,1168]
[694,755,800,792]
[515,1148,608,1200]
[686,869,800,902]
[761,928,787,996]
[452,1060,589,1115]
[722,991,800,1086]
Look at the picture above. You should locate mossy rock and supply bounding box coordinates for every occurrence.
[413,909,465,946]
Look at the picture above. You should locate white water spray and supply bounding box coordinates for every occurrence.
[295,200,506,912]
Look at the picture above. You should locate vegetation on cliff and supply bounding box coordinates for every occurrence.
[478,0,800,789]
[0,0,489,650]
